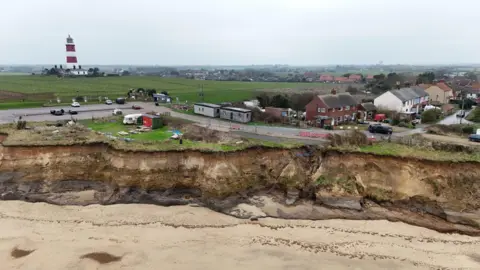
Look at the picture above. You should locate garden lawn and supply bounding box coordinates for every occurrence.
[81,119,172,141]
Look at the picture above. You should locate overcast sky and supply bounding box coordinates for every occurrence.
[1,0,477,65]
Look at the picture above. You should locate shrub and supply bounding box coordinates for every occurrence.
[328,130,369,147]
[426,124,475,135]
[466,107,480,123]
[421,109,440,124]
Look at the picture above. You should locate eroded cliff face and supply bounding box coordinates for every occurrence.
[1,143,480,236]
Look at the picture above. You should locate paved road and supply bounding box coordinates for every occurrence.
[438,110,472,125]
[0,102,454,142]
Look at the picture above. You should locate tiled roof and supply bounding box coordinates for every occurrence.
[361,102,377,111]
[319,75,334,81]
[318,93,358,108]
[436,82,453,92]
[389,87,428,102]
[349,74,362,80]
[334,76,349,82]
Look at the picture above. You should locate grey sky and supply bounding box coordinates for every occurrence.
[1,0,477,65]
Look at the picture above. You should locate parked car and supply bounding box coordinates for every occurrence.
[50,109,64,116]
[457,110,466,118]
[468,134,480,142]
[116,98,126,104]
[105,100,113,105]
[132,104,142,110]
[68,110,78,115]
[368,123,393,134]
[71,102,80,107]
[113,108,123,115]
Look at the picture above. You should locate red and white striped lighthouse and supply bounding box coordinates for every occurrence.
[65,34,78,69]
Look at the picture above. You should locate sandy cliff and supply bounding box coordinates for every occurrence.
[1,142,480,235]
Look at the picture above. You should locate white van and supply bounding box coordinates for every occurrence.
[123,114,142,125]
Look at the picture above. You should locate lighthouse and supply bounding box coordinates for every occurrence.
[65,34,87,75]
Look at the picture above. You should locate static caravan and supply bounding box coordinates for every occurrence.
[123,113,143,125]
[193,103,221,118]
[219,107,252,123]
[153,93,171,103]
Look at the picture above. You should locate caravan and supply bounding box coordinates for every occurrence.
[123,114,142,125]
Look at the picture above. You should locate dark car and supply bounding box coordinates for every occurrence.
[116,98,126,104]
[469,134,480,142]
[368,124,393,134]
[68,110,78,115]
[50,109,64,116]
[132,104,142,110]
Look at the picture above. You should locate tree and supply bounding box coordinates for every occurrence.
[464,72,478,82]
[270,94,290,108]
[290,93,315,119]
[145,89,157,97]
[421,109,441,124]
[342,73,351,78]
[256,93,271,108]
[416,72,435,84]
[161,90,169,96]
[373,74,386,81]
[346,86,359,95]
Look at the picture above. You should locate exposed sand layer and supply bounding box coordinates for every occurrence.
[1,201,480,270]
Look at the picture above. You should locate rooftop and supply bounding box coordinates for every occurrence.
[389,87,428,102]
[194,103,221,108]
[221,107,252,113]
[318,93,358,108]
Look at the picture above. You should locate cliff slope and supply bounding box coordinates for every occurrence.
[1,143,480,235]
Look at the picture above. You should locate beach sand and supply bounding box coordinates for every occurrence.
[0,201,479,270]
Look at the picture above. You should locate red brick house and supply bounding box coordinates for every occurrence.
[318,74,334,82]
[334,76,350,83]
[348,74,362,82]
[305,93,360,127]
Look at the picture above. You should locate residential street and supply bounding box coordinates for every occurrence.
[0,102,467,143]
[438,110,472,125]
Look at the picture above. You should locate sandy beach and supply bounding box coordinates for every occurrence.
[0,201,479,270]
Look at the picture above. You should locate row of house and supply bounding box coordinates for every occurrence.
[317,74,375,83]
[305,82,456,127]
[193,103,252,123]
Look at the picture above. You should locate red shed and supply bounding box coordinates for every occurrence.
[142,114,162,129]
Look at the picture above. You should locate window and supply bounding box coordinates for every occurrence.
[317,108,326,113]
[337,116,343,122]
[345,106,350,111]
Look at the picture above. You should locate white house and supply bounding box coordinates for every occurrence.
[374,87,429,115]
[193,103,221,118]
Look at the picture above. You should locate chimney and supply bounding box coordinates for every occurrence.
[396,81,400,89]
[330,88,337,95]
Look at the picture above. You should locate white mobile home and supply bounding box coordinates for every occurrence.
[123,114,142,125]
[219,107,252,123]
[193,103,221,118]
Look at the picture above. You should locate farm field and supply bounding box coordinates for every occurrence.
[0,75,346,106]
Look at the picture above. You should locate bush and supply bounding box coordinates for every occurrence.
[426,124,475,135]
[328,130,369,147]
[421,109,441,124]
[75,96,85,102]
[466,107,480,123]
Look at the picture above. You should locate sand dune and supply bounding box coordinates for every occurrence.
[0,201,479,270]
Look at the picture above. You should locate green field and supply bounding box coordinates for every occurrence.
[0,75,337,106]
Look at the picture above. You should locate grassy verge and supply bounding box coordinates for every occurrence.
[0,101,45,110]
[336,142,480,162]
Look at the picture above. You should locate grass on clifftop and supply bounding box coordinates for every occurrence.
[347,142,480,162]
[0,117,301,152]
